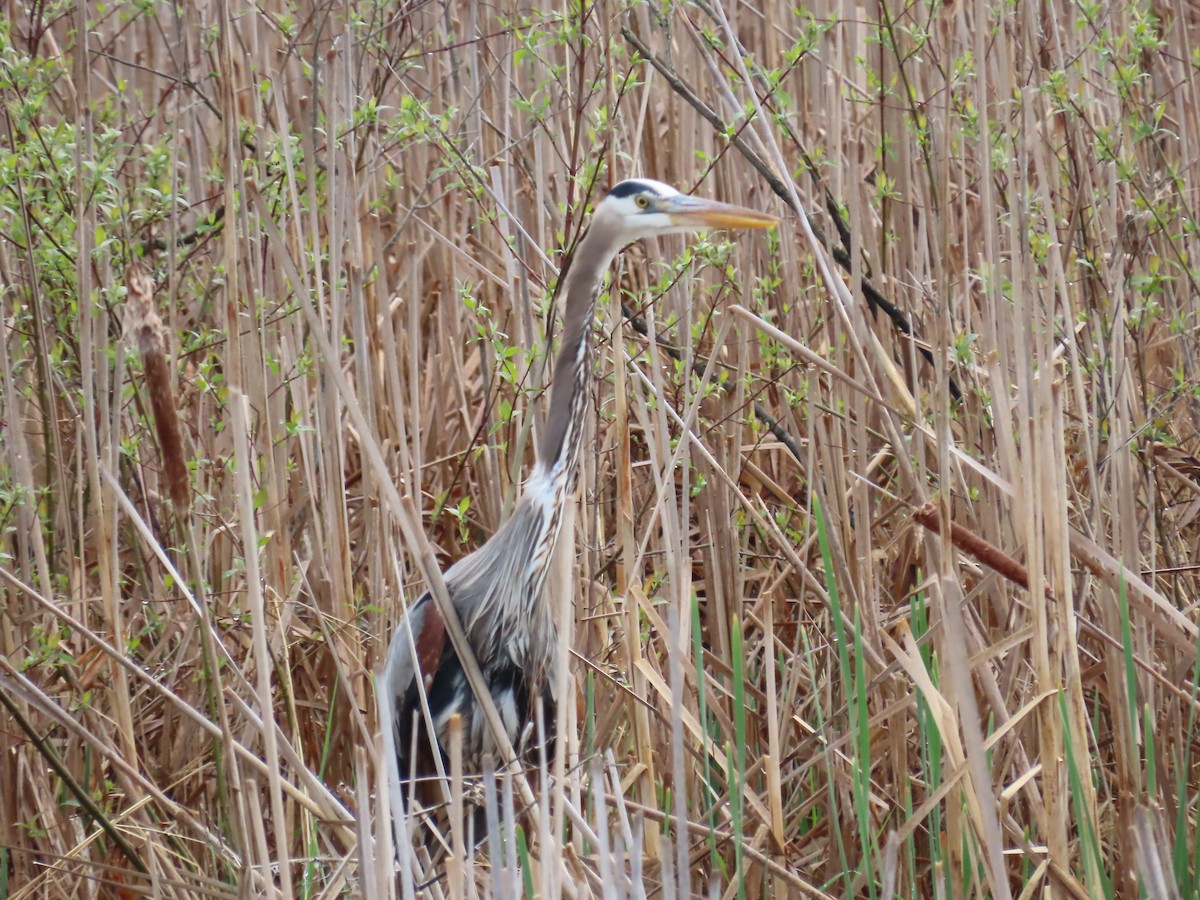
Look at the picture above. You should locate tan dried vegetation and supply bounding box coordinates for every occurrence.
[1,0,1199,897]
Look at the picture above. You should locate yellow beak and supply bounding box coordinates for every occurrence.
[663,195,779,230]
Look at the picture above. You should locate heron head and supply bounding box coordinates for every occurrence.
[594,178,778,242]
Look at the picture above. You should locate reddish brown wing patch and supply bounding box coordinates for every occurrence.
[415,600,447,684]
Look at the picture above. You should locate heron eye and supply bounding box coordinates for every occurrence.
[635,195,650,209]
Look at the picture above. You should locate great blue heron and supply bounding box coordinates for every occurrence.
[382,178,776,790]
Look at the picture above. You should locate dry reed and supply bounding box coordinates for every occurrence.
[1,1,1199,897]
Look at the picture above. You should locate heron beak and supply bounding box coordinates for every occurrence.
[663,195,779,230]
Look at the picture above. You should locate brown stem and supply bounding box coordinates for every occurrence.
[913,501,1050,598]
[125,264,189,511]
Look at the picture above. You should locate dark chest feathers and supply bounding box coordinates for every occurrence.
[395,595,557,776]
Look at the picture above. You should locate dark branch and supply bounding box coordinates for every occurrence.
[621,24,961,403]
[142,204,225,254]
[619,302,804,468]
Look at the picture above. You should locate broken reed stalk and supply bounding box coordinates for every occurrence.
[125,263,189,512]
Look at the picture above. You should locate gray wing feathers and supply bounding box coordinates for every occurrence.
[382,496,554,703]
[443,497,555,670]
[381,596,431,715]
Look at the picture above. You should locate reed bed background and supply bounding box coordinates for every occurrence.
[1,0,1198,896]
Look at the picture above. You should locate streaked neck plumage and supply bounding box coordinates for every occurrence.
[532,216,623,500]
[521,214,624,594]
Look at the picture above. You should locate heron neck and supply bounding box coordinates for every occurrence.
[534,227,621,482]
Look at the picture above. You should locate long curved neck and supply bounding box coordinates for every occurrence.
[535,225,621,487]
